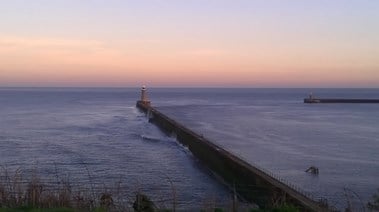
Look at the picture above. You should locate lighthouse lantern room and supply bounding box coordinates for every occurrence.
[140,86,151,106]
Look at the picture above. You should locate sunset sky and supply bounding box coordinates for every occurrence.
[0,0,378,87]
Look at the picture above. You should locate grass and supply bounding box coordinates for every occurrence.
[367,189,379,211]
[0,168,303,211]
[0,207,75,212]
[0,167,126,211]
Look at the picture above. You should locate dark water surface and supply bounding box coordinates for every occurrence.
[152,88,379,209]
[0,88,231,209]
[1,87,378,209]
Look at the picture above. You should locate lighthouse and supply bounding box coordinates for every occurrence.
[139,86,151,106]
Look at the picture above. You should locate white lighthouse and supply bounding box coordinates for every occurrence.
[140,86,151,106]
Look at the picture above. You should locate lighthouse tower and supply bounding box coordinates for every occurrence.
[140,86,151,106]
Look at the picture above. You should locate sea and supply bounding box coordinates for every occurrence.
[0,87,378,210]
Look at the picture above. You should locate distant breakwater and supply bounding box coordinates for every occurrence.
[136,100,330,211]
[304,97,379,104]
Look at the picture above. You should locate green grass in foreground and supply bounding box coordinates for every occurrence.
[0,208,75,212]
[0,168,303,212]
[0,206,299,212]
[2,209,115,212]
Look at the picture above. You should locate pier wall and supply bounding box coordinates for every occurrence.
[137,101,328,211]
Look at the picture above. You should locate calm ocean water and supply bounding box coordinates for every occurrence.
[1,87,378,209]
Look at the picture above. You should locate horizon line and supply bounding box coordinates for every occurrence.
[0,86,378,89]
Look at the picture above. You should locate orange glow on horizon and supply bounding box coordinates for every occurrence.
[0,36,378,87]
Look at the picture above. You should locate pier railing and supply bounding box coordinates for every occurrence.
[235,156,319,202]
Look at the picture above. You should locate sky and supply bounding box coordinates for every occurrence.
[0,0,378,87]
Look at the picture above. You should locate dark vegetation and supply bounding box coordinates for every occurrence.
[0,168,303,211]
[367,189,379,211]
[2,167,379,211]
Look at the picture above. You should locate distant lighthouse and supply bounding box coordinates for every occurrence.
[140,86,151,106]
